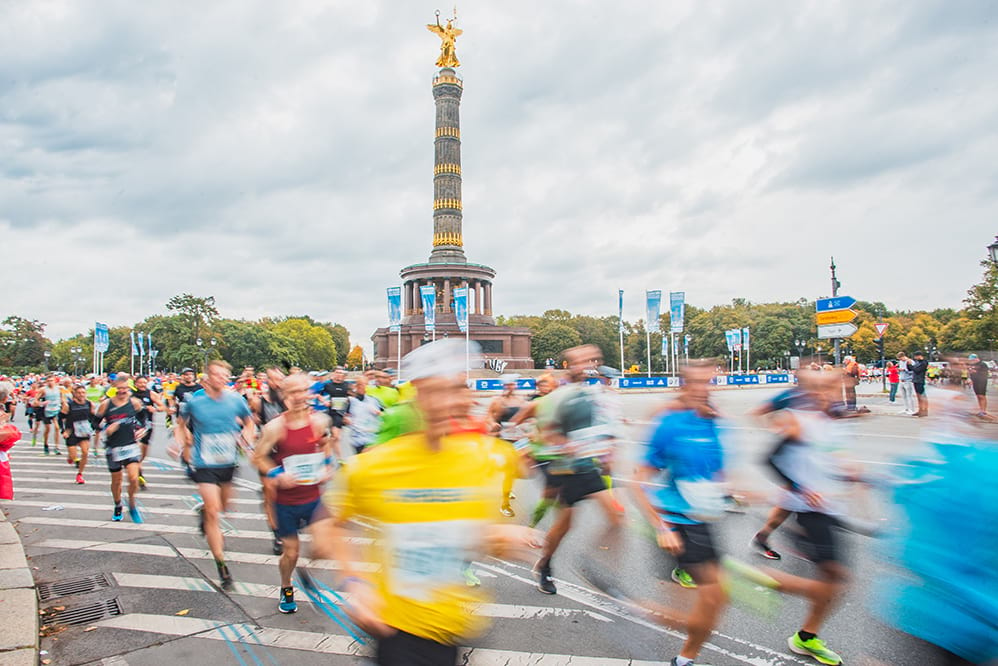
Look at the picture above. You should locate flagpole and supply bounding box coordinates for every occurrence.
[396,328,402,378]
[645,329,651,379]
[617,289,625,375]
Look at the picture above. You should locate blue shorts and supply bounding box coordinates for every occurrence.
[275,499,323,537]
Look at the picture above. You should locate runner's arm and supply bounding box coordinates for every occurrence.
[510,400,537,425]
[251,418,281,474]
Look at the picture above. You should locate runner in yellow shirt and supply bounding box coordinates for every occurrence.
[313,340,541,662]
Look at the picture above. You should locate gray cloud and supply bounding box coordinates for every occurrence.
[1,0,995,349]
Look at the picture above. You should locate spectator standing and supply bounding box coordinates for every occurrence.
[967,354,989,417]
[896,353,917,416]
[910,351,929,417]
[842,356,860,411]
[886,361,900,403]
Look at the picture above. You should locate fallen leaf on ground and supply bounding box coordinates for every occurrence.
[52,606,65,611]
[84,626,97,632]
[175,609,190,616]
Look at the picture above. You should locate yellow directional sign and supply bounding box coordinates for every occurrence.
[815,309,857,325]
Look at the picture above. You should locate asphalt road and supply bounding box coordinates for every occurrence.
[3,384,986,665]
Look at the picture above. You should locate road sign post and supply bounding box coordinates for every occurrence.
[875,322,889,392]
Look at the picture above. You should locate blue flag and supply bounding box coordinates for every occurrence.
[646,290,662,333]
[618,289,624,333]
[130,331,138,356]
[454,287,469,333]
[387,287,402,333]
[420,285,436,332]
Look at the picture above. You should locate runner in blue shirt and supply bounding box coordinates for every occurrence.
[175,359,255,589]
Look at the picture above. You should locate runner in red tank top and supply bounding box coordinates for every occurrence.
[253,373,338,614]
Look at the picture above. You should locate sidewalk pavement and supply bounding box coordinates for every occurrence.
[0,507,37,666]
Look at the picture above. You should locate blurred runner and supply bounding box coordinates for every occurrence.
[249,367,287,555]
[61,384,94,484]
[95,374,145,523]
[311,339,541,665]
[510,373,560,528]
[533,344,623,596]
[174,360,255,589]
[487,374,526,517]
[131,375,164,489]
[39,375,62,455]
[253,372,337,614]
[344,375,383,454]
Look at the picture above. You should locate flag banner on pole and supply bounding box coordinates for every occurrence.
[661,337,668,355]
[454,287,469,333]
[724,329,733,351]
[618,289,624,333]
[645,290,662,333]
[684,334,690,355]
[742,327,750,351]
[733,328,743,351]
[136,331,144,355]
[94,323,109,353]
[420,285,436,332]
[669,292,685,333]
[130,331,138,356]
[387,287,402,333]
[147,333,153,353]
[673,334,680,355]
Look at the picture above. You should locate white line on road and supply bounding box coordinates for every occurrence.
[95,613,659,664]
[15,499,265,521]
[14,485,263,506]
[110,572,601,621]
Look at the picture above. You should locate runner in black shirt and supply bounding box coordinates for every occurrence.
[96,374,146,523]
[132,376,164,489]
[61,385,95,485]
[322,367,350,430]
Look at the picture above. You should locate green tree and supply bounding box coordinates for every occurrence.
[270,318,337,370]
[166,293,219,345]
[0,316,50,372]
[531,323,582,367]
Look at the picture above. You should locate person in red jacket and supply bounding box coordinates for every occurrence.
[886,362,900,403]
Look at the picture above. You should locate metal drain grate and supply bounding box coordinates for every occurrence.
[37,574,112,602]
[43,598,122,627]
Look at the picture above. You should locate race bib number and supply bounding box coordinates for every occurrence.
[675,479,727,522]
[283,453,326,485]
[199,432,238,467]
[385,520,478,601]
[567,424,612,459]
[499,422,523,442]
[330,397,348,412]
[110,443,141,462]
[72,420,94,438]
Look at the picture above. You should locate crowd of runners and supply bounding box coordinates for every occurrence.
[0,342,994,666]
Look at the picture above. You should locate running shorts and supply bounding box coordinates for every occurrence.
[672,522,720,569]
[106,449,142,473]
[557,468,606,506]
[793,512,843,564]
[376,629,458,666]
[191,466,236,485]
[274,499,327,537]
[972,378,987,397]
[913,381,926,396]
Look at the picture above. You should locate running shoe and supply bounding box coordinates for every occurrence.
[534,560,557,595]
[670,659,713,666]
[788,634,842,665]
[278,586,297,614]
[31,434,37,446]
[138,475,147,489]
[74,458,82,468]
[217,562,233,590]
[751,535,782,560]
[129,506,143,524]
[75,473,85,485]
[112,505,124,522]
[500,502,515,518]
[463,566,481,587]
[272,534,284,556]
[671,567,697,589]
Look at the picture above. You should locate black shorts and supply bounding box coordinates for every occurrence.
[972,379,987,397]
[139,426,153,444]
[913,382,926,396]
[376,629,457,666]
[106,450,142,473]
[671,522,720,569]
[191,466,236,485]
[794,512,843,564]
[65,436,90,448]
[40,412,56,425]
[556,469,606,506]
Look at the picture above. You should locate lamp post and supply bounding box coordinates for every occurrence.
[816,344,823,366]
[988,235,998,264]
[150,349,159,375]
[196,337,205,372]
[70,346,81,376]
[43,350,51,372]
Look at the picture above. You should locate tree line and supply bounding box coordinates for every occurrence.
[0,294,361,375]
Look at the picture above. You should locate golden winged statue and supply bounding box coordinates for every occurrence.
[427,11,462,68]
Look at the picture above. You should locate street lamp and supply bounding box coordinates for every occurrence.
[71,346,81,376]
[815,344,823,365]
[43,350,51,372]
[988,235,998,264]
[150,349,159,375]
[196,337,206,371]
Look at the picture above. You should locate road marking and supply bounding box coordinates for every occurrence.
[12,475,201,491]
[15,499,265,521]
[478,559,811,665]
[33,536,378,571]
[110,572,601,621]
[19,516,374,545]
[14,485,263,506]
[95,613,663,664]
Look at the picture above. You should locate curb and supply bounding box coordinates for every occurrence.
[0,506,37,666]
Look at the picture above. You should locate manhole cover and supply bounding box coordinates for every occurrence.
[43,598,122,627]
[38,574,112,602]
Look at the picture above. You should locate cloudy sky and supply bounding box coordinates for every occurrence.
[2,1,996,350]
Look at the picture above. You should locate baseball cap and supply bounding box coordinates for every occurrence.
[402,339,480,381]
[181,367,195,374]
[968,353,979,360]
[597,365,621,378]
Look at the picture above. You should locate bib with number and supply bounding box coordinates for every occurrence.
[110,443,141,462]
[675,478,727,522]
[567,424,613,459]
[72,420,94,438]
[198,432,239,467]
[283,452,326,485]
[330,397,348,412]
[385,520,478,602]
